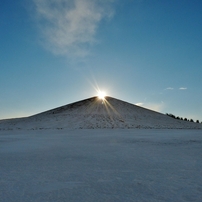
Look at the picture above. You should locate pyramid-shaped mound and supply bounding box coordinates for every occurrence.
[0,96,202,130]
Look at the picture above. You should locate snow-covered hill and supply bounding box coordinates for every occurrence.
[0,96,202,130]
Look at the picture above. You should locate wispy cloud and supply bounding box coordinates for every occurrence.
[33,0,114,57]
[165,87,174,90]
[135,102,164,112]
[164,87,188,91]
[143,102,165,112]
[135,102,144,106]
[179,87,187,90]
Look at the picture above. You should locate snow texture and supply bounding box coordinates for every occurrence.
[0,96,202,130]
[0,129,202,201]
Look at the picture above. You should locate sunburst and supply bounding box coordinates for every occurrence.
[97,91,106,100]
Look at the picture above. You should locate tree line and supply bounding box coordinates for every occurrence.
[166,113,202,124]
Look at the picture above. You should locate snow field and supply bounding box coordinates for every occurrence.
[0,129,202,201]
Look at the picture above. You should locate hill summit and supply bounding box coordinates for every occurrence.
[0,96,202,130]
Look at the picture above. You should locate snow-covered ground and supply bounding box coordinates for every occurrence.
[1,129,202,201]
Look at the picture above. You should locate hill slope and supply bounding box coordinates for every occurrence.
[0,96,201,130]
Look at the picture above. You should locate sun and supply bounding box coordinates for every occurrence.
[97,91,106,100]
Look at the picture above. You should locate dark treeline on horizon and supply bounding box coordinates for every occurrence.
[166,113,202,124]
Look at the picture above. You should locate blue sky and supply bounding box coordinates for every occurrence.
[1,0,202,121]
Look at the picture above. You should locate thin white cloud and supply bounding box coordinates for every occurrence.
[33,0,114,57]
[135,102,164,112]
[135,102,144,106]
[179,87,187,90]
[165,87,174,90]
[144,102,165,112]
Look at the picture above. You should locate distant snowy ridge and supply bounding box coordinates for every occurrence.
[0,96,202,130]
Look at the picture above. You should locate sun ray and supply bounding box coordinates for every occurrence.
[104,99,122,117]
